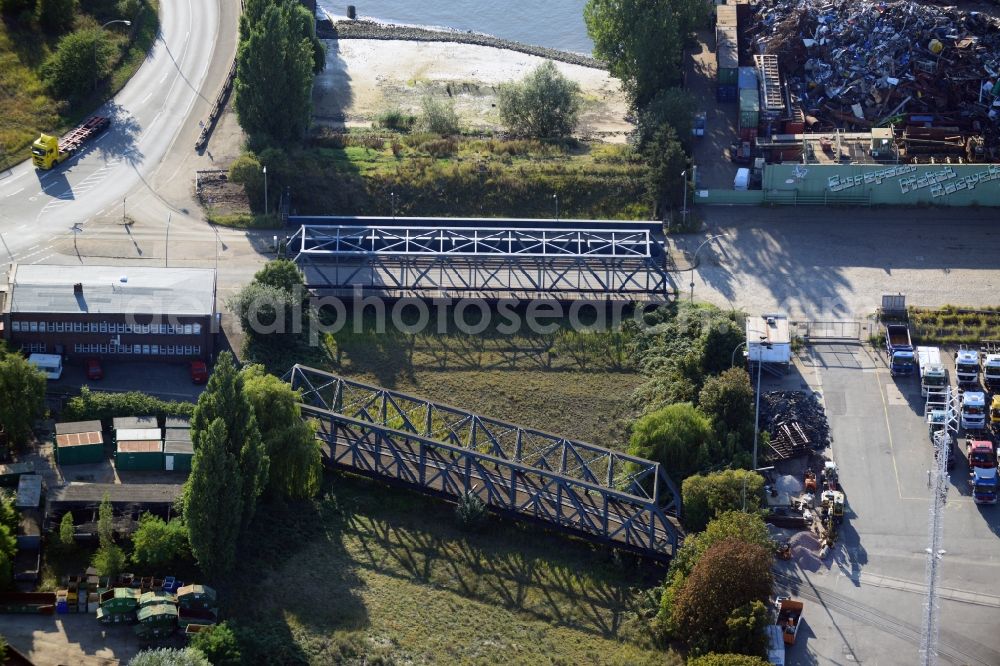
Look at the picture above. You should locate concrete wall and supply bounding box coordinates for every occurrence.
[763,163,1000,206]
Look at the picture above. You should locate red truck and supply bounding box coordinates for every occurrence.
[967,439,996,468]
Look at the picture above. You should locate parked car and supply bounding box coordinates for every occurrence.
[85,358,103,381]
[189,360,208,384]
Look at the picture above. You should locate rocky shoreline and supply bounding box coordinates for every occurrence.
[317,18,607,70]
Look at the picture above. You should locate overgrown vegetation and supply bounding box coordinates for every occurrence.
[230,134,651,219]
[909,305,1000,344]
[0,491,17,590]
[0,344,46,447]
[62,387,194,422]
[0,0,159,163]
[226,474,680,664]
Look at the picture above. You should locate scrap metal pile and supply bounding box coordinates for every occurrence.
[749,0,1000,154]
[760,391,830,459]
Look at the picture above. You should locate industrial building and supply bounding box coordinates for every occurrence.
[0,264,216,362]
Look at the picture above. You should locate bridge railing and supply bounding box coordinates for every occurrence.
[288,365,681,515]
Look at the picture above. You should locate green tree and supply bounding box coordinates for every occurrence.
[241,365,321,500]
[190,352,268,530]
[724,600,771,657]
[97,493,113,547]
[226,282,302,354]
[0,0,37,17]
[673,538,772,656]
[38,0,77,33]
[184,419,244,580]
[234,3,315,146]
[253,259,303,294]
[642,124,687,219]
[497,61,581,139]
[0,493,17,534]
[688,654,771,666]
[628,402,715,480]
[638,87,695,148]
[40,28,117,102]
[584,0,707,108]
[659,512,772,636]
[92,543,126,579]
[698,367,755,448]
[59,511,75,549]
[420,93,460,135]
[0,350,46,445]
[700,312,745,376]
[131,513,190,568]
[682,470,764,532]
[0,523,15,590]
[128,648,211,666]
[188,622,241,666]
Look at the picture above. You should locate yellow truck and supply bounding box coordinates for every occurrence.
[31,116,109,170]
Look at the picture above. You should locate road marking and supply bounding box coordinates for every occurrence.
[141,92,153,104]
[873,358,905,500]
[4,187,24,197]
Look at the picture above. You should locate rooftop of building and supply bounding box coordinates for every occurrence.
[6,265,215,316]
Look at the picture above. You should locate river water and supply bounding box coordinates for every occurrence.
[316,0,594,54]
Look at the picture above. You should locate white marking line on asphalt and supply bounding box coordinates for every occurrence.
[24,244,40,252]
[31,254,53,264]
[873,362,906,501]
[4,187,24,197]
[141,92,153,104]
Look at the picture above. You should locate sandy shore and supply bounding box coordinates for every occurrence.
[312,39,633,142]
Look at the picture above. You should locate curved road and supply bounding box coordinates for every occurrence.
[0,0,238,265]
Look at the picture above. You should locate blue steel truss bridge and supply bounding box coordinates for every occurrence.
[286,217,674,301]
[288,364,684,561]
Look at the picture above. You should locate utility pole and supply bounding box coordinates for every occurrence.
[263,165,268,214]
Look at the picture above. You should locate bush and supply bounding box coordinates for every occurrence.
[128,648,211,666]
[681,470,764,532]
[688,655,771,666]
[0,0,36,16]
[62,387,195,423]
[188,622,241,666]
[131,513,190,568]
[58,511,75,550]
[376,108,416,132]
[455,491,488,531]
[497,61,581,139]
[628,403,716,480]
[41,28,117,102]
[420,94,460,135]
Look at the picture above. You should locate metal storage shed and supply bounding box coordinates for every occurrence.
[54,421,104,465]
[115,440,164,471]
[164,430,194,472]
[114,428,162,444]
[112,416,158,431]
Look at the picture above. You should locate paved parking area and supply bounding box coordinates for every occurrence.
[771,342,1000,665]
[2,613,143,666]
[49,361,206,402]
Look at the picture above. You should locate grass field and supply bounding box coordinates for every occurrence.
[0,0,159,164]
[228,475,679,665]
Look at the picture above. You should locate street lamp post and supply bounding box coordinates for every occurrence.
[731,340,748,368]
[390,191,396,219]
[680,170,688,228]
[94,20,131,91]
[164,213,171,267]
[262,166,268,214]
[553,193,559,221]
[689,233,730,302]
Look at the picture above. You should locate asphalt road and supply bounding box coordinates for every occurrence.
[677,206,1000,316]
[0,0,226,265]
[772,343,1000,665]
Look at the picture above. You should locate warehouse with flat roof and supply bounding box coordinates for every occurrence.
[0,264,216,361]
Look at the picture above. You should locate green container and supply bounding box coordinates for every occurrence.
[115,450,164,471]
[139,591,177,608]
[56,443,103,466]
[739,111,760,129]
[99,587,140,614]
[177,584,216,611]
[136,602,178,629]
[97,607,137,625]
[717,67,738,86]
[739,88,759,111]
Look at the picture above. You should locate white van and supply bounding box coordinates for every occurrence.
[28,353,63,380]
[734,168,750,190]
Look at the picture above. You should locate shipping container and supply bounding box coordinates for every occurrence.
[740,126,759,142]
[177,584,216,611]
[115,440,164,471]
[739,88,760,129]
[716,4,736,27]
[55,421,104,466]
[738,67,758,90]
[716,27,738,86]
[15,474,42,509]
[716,85,738,103]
